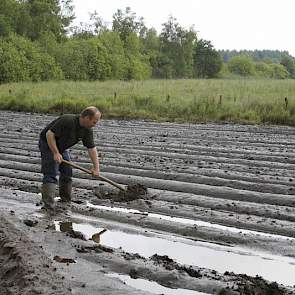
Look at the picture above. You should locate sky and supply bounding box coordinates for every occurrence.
[71,0,295,57]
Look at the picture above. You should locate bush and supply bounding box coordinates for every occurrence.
[269,63,288,79]
[0,35,63,83]
[126,56,151,80]
[0,39,29,83]
[255,62,272,78]
[98,31,128,79]
[55,38,111,81]
[228,55,255,76]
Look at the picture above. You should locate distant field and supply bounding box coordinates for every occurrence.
[0,79,295,125]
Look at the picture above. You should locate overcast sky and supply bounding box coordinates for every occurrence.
[72,0,295,57]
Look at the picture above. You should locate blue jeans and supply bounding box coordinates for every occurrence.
[39,139,72,184]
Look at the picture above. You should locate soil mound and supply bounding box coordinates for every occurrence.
[151,254,202,278]
[94,183,148,201]
[0,213,71,295]
[219,272,288,295]
[118,183,148,201]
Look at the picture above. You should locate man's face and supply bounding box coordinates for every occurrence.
[84,112,101,128]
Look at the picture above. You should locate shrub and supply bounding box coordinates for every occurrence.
[55,38,111,81]
[0,35,63,83]
[0,39,29,83]
[269,64,288,79]
[228,55,255,76]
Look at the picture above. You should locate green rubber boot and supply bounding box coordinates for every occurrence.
[42,183,56,210]
[59,181,72,203]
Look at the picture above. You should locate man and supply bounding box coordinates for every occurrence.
[39,106,101,210]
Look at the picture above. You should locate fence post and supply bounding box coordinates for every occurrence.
[285,97,288,109]
[219,95,222,105]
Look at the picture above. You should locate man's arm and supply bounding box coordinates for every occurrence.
[46,130,63,164]
[87,147,100,176]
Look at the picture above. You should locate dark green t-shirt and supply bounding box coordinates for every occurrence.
[40,114,95,152]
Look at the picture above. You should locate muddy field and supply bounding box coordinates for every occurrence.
[1,110,295,295]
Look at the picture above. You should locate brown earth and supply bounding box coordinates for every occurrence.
[0,110,295,294]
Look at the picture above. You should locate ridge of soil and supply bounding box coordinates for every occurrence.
[0,213,71,295]
[1,111,295,294]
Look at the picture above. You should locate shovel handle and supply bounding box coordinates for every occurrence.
[61,159,126,191]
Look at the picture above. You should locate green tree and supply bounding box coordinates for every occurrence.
[89,11,109,35]
[98,31,128,79]
[159,16,182,78]
[228,55,255,76]
[0,15,11,37]
[159,16,196,78]
[269,63,288,79]
[56,38,111,80]
[182,28,197,78]
[193,39,222,78]
[37,31,59,56]
[142,28,160,77]
[0,0,19,36]
[254,62,272,78]
[0,39,29,83]
[219,49,292,63]
[126,57,151,80]
[112,7,146,43]
[152,54,173,78]
[0,35,62,82]
[7,35,63,81]
[69,11,108,39]
[280,55,295,78]
[12,0,74,41]
[124,32,151,80]
[70,23,95,39]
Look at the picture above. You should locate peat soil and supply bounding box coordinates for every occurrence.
[0,111,295,294]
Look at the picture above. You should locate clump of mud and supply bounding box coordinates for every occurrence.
[118,183,148,201]
[236,275,286,295]
[219,272,287,295]
[151,254,202,278]
[94,183,148,202]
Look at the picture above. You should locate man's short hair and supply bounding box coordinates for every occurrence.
[80,106,100,118]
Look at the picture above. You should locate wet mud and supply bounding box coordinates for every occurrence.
[0,214,71,295]
[0,111,295,294]
[94,182,149,201]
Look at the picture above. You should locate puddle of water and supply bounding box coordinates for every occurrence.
[107,273,208,295]
[54,220,295,286]
[86,202,295,241]
[54,221,106,241]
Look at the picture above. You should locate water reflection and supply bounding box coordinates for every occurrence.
[54,220,295,286]
[54,221,107,243]
[107,273,209,295]
[86,202,295,241]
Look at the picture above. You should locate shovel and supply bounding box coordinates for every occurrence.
[62,159,126,192]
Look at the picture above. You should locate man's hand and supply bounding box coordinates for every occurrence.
[46,130,62,164]
[90,167,100,177]
[88,147,100,177]
[53,152,63,164]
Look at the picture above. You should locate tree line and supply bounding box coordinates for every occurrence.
[0,0,294,83]
[219,49,293,63]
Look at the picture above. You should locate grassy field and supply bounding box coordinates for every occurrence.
[0,79,295,125]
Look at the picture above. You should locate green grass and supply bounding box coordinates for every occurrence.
[0,79,295,125]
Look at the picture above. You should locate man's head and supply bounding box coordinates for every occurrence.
[79,106,101,128]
